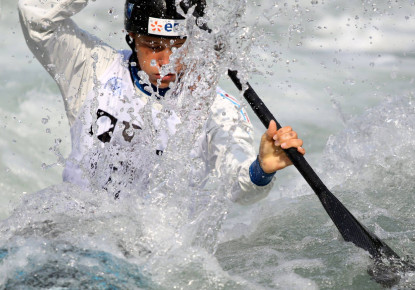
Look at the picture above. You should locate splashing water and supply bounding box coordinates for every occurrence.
[215,94,415,289]
[0,0,262,288]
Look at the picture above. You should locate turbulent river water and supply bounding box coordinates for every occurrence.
[1,0,415,289]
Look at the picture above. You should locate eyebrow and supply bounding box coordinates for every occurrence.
[140,40,186,46]
[141,39,159,44]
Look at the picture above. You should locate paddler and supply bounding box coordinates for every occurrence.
[18,0,305,204]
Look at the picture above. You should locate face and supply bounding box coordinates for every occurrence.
[130,33,186,89]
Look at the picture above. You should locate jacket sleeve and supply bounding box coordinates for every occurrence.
[207,93,274,205]
[18,0,117,125]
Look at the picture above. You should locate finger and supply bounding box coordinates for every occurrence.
[280,139,303,150]
[297,146,306,155]
[274,126,292,140]
[266,120,277,139]
[275,131,298,144]
[272,126,293,144]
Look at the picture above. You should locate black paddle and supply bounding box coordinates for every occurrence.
[228,70,415,287]
[227,70,399,260]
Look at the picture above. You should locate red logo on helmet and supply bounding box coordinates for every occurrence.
[151,21,162,32]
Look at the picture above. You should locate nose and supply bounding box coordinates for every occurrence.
[158,48,172,67]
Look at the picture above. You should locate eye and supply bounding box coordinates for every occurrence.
[145,43,163,52]
[173,41,185,48]
[152,46,163,52]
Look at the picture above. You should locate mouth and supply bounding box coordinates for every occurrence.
[155,73,176,82]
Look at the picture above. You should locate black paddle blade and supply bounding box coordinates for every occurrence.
[282,146,400,261]
[368,255,415,287]
[317,188,398,259]
[318,187,415,287]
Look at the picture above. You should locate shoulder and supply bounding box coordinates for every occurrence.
[96,49,131,77]
[119,49,133,62]
[211,87,251,124]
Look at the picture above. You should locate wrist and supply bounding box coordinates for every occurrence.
[258,154,276,174]
[249,156,276,186]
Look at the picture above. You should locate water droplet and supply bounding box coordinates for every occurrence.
[41,118,49,124]
[151,59,157,67]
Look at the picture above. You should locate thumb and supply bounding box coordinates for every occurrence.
[266,120,277,139]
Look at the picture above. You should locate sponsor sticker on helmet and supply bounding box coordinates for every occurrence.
[148,17,185,37]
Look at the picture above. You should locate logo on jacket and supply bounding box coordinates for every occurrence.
[89,109,142,143]
[104,77,123,97]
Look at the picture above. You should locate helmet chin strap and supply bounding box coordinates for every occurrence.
[126,34,135,49]
[125,34,139,68]
[126,34,136,53]
[126,33,140,85]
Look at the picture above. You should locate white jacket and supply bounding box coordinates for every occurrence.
[18,0,274,204]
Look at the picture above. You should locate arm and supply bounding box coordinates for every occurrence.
[207,94,274,205]
[18,0,117,125]
[207,93,305,205]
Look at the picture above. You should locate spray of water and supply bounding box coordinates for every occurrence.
[3,0,415,288]
[0,0,261,288]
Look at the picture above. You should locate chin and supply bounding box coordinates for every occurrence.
[159,81,176,89]
[157,83,170,89]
